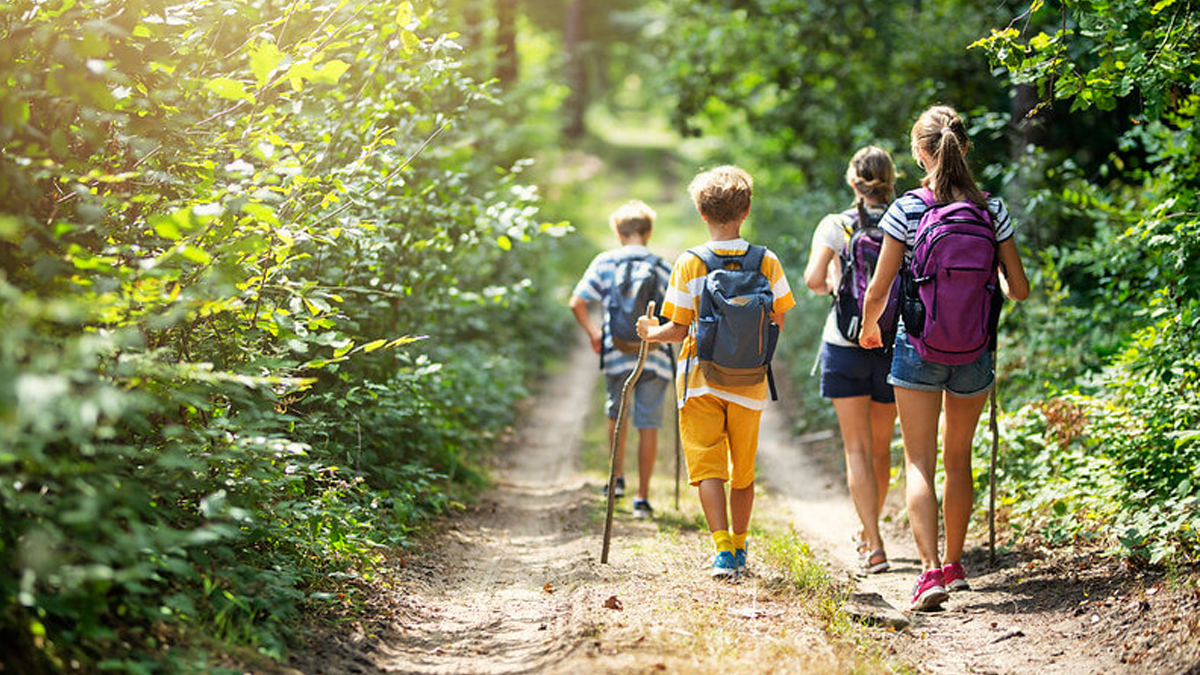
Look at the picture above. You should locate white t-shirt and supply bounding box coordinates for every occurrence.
[812,206,886,347]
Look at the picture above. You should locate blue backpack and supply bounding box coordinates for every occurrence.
[603,251,669,366]
[688,245,779,399]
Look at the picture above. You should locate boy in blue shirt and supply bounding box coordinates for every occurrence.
[569,200,673,518]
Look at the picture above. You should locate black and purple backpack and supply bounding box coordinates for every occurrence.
[901,187,1003,365]
[833,205,900,348]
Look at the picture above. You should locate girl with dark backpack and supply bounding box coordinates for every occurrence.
[803,146,899,576]
[859,106,1029,611]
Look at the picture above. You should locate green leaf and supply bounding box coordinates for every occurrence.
[361,339,387,353]
[388,335,427,348]
[177,245,212,265]
[206,77,255,103]
[401,31,421,54]
[1152,0,1179,14]
[241,202,279,227]
[496,235,512,251]
[307,59,349,85]
[396,2,414,27]
[249,41,286,88]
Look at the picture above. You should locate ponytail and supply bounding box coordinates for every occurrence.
[911,106,986,207]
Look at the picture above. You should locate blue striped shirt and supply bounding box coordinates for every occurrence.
[572,245,675,380]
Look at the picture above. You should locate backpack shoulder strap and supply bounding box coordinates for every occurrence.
[837,211,856,238]
[907,187,936,207]
[687,245,721,272]
[742,244,767,273]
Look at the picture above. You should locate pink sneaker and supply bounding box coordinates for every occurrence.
[910,569,949,611]
[942,562,970,592]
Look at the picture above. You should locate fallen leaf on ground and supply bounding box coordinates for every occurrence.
[603,595,623,611]
[543,582,555,594]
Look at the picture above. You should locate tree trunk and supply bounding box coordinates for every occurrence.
[495,0,518,85]
[563,0,586,140]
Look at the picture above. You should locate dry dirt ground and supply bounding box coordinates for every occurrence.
[279,338,1200,675]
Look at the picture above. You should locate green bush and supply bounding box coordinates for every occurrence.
[0,1,570,671]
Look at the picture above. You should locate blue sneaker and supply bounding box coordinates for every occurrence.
[711,550,738,578]
[734,547,747,572]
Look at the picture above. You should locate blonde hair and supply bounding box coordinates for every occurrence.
[688,165,753,225]
[609,200,656,238]
[911,105,986,207]
[845,146,896,206]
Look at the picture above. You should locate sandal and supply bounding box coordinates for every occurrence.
[851,531,869,556]
[862,549,890,574]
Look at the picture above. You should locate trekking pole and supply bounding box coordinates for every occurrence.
[672,343,681,511]
[988,374,999,566]
[601,300,655,565]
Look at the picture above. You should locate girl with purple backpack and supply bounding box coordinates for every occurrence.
[859,106,1029,611]
[803,146,899,576]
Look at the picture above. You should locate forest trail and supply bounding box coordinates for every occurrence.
[756,386,1200,674]
[284,339,1200,675]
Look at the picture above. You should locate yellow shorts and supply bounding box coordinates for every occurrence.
[679,394,762,489]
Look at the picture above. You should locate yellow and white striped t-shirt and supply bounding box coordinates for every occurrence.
[662,238,796,410]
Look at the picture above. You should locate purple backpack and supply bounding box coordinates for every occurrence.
[900,188,1002,365]
[833,206,900,347]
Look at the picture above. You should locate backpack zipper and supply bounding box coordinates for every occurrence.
[758,306,764,355]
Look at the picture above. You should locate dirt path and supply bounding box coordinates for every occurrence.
[284,342,1200,675]
[756,383,1200,675]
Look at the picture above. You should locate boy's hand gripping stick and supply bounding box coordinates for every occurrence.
[601,300,654,565]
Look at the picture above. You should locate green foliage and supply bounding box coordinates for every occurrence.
[0,0,570,671]
[655,0,1009,188]
[971,0,1200,117]
[965,0,1200,562]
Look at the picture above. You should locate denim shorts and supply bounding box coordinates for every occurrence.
[605,371,668,429]
[887,329,994,397]
[819,343,895,404]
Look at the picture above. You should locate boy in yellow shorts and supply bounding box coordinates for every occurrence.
[637,165,795,576]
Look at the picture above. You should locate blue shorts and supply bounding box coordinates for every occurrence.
[887,329,994,397]
[819,343,895,404]
[605,371,668,429]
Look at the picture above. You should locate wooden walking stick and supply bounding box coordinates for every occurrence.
[601,300,655,565]
[988,377,999,566]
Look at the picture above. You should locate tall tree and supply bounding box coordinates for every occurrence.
[562,0,586,139]
[496,0,519,84]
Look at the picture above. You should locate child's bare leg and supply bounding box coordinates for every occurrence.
[833,396,883,552]
[697,478,728,532]
[729,482,754,535]
[870,401,897,515]
[894,386,944,571]
[637,427,656,500]
[608,418,628,478]
[941,391,987,565]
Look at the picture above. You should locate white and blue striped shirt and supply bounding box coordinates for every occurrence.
[879,191,1015,259]
[572,245,675,380]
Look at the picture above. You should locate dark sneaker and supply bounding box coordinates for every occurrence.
[602,476,626,499]
[711,550,738,578]
[632,498,654,518]
[942,562,970,592]
[910,569,949,611]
